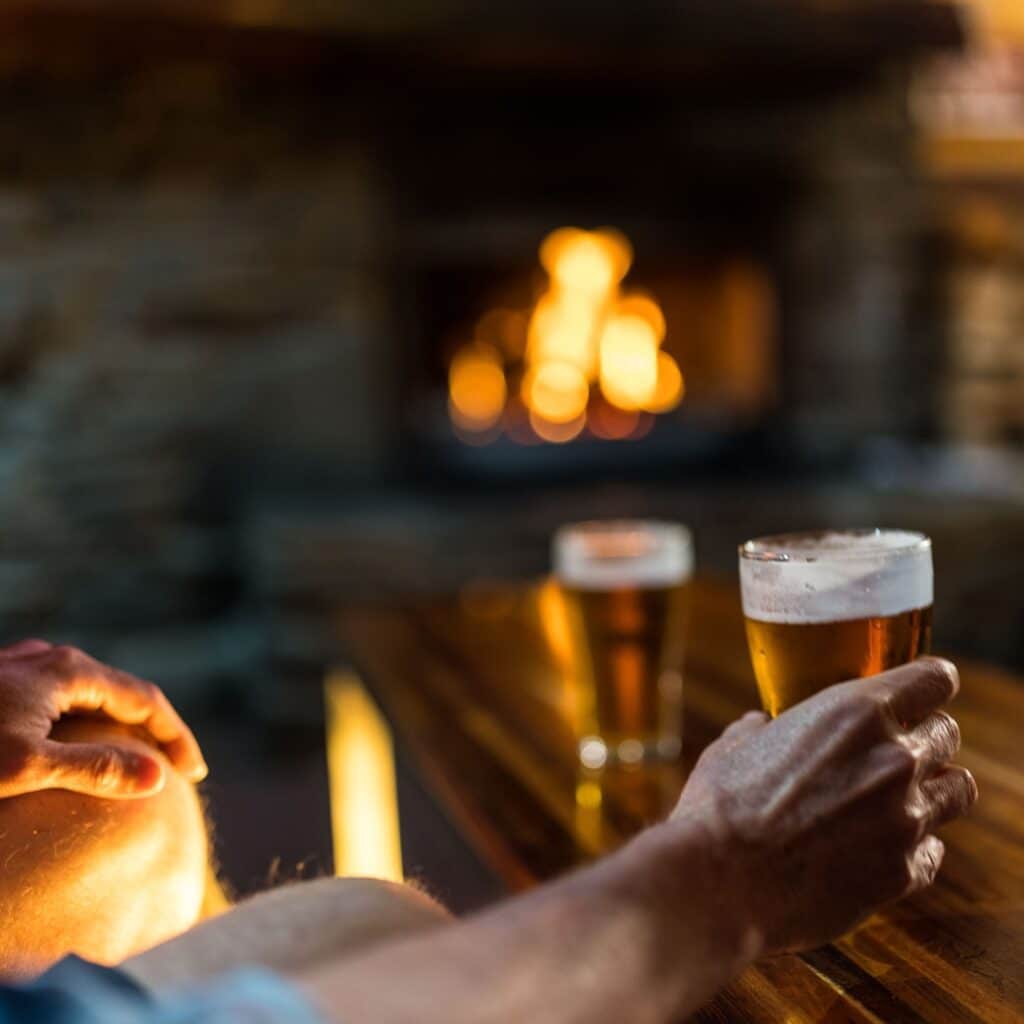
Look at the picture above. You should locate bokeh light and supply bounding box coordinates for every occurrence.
[528,291,600,377]
[476,308,528,360]
[615,291,666,344]
[448,226,682,443]
[598,314,659,411]
[529,408,586,443]
[645,350,685,413]
[524,361,590,423]
[588,400,640,440]
[540,228,631,296]
[448,344,507,430]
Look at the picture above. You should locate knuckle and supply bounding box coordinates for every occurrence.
[930,711,961,756]
[138,679,161,704]
[858,691,896,736]
[901,803,928,844]
[49,644,81,673]
[881,740,918,783]
[919,657,958,703]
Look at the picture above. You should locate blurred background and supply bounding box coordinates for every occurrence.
[1,0,1023,897]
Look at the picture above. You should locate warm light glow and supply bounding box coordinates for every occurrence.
[527,291,601,377]
[588,401,640,440]
[325,672,403,882]
[536,577,580,727]
[476,308,528,359]
[529,408,586,443]
[631,412,655,440]
[448,344,507,430]
[537,577,573,665]
[524,361,590,423]
[575,780,603,809]
[598,314,659,411]
[646,351,685,413]
[616,292,666,344]
[448,225,681,443]
[540,228,631,297]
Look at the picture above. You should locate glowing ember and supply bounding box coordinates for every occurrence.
[448,227,684,442]
[524,361,590,424]
[598,313,659,412]
[529,408,586,444]
[448,344,506,431]
[648,350,685,413]
[528,291,601,378]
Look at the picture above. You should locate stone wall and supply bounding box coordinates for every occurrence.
[0,73,399,694]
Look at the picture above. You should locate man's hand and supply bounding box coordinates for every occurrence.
[0,639,206,799]
[672,656,978,955]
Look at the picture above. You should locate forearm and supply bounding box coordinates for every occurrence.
[123,878,450,993]
[299,816,757,1024]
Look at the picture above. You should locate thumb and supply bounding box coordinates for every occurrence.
[40,741,166,798]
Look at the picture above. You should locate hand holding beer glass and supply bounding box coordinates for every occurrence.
[553,521,693,769]
[740,529,933,716]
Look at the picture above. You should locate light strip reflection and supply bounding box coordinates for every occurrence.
[325,670,404,882]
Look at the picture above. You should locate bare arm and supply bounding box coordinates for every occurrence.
[124,658,976,1024]
[300,820,747,1024]
[123,877,450,992]
[296,658,976,1024]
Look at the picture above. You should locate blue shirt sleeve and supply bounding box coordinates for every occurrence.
[0,956,326,1024]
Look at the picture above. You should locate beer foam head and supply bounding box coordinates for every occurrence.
[739,529,932,624]
[554,520,694,590]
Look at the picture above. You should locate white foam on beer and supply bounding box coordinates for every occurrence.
[740,530,932,624]
[554,521,694,590]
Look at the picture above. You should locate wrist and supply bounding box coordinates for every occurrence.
[609,811,765,986]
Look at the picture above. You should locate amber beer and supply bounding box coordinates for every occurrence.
[554,521,693,766]
[739,530,933,717]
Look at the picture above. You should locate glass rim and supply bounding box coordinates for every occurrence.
[739,528,931,564]
[554,519,694,588]
[556,518,693,546]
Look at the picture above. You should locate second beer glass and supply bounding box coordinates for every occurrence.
[554,521,693,768]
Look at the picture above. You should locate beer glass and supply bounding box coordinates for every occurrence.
[553,521,693,768]
[739,529,933,716]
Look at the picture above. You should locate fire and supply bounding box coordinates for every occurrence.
[448,344,506,431]
[598,313,659,411]
[448,227,683,443]
[649,351,685,413]
[524,361,589,424]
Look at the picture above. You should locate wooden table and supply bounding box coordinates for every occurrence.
[339,576,1024,1024]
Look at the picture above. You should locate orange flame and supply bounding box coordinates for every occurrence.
[447,227,683,443]
[449,344,506,432]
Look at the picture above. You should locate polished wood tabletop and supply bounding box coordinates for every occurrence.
[339,576,1024,1024]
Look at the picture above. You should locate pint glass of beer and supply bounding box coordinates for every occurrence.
[553,521,693,768]
[739,529,933,716]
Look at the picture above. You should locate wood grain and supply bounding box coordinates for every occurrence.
[339,575,1024,1023]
